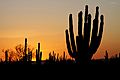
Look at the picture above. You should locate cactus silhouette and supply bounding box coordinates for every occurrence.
[23,38,27,62]
[40,52,42,62]
[36,43,42,64]
[28,50,32,62]
[36,49,38,63]
[105,50,108,60]
[65,5,104,63]
[5,50,8,62]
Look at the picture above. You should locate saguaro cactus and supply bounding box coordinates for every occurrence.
[105,50,108,63]
[40,52,42,63]
[105,51,108,60]
[36,49,38,63]
[36,43,42,64]
[5,50,8,62]
[28,51,32,62]
[23,38,27,62]
[65,5,104,63]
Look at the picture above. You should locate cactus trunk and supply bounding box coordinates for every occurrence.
[5,50,8,62]
[23,38,27,62]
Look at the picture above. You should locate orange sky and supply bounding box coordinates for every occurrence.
[0,0,120,60]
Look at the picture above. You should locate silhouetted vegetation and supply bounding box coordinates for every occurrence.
[105,50,108,64]
[5,50,8,63]
[65,5,104,64]
[0,5,120,66]
[36,43,42,64]
[2,38,120,65]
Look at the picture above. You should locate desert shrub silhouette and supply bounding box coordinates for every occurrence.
[65,5,104,64]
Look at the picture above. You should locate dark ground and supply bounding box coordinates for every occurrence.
[0,59,119,79]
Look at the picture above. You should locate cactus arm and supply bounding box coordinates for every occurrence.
[83,5,88,46]
[84,6,92,55]
[65,30,76,58]
[91,6,99,43]
[89,6,99,52]
[94,6,99,37]
[97,15,104,43]
[69,14,77,54]
[93,6,99,37]
[95,15,104,51]
[40,52,42,62]
[84,5,88,40]
[87,14,91,44]
[89,10,104,59]
[38,43,40,58]
[77,11,83,55]
[85,5,88,23]
[78,11,83,37]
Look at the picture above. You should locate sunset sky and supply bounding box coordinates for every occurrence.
[0,0,120,60]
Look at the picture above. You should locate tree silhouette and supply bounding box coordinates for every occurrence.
[65,5,104,64]
[15,44,24,60]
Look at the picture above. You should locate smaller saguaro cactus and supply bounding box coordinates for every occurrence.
[48,51,57,63]
[36,43,42,64]
[105,50,108,63]
[23,38,27,62]
[52,51,56,61]
[28,51,32,62]
[105,50,108,60]
[49,52,52,60]
[5,50,9,62]
[36,49,39,63]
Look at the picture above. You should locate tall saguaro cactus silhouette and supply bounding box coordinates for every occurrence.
[36,43,42,64]
[65,5,104,63]
[23,38,27,62]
